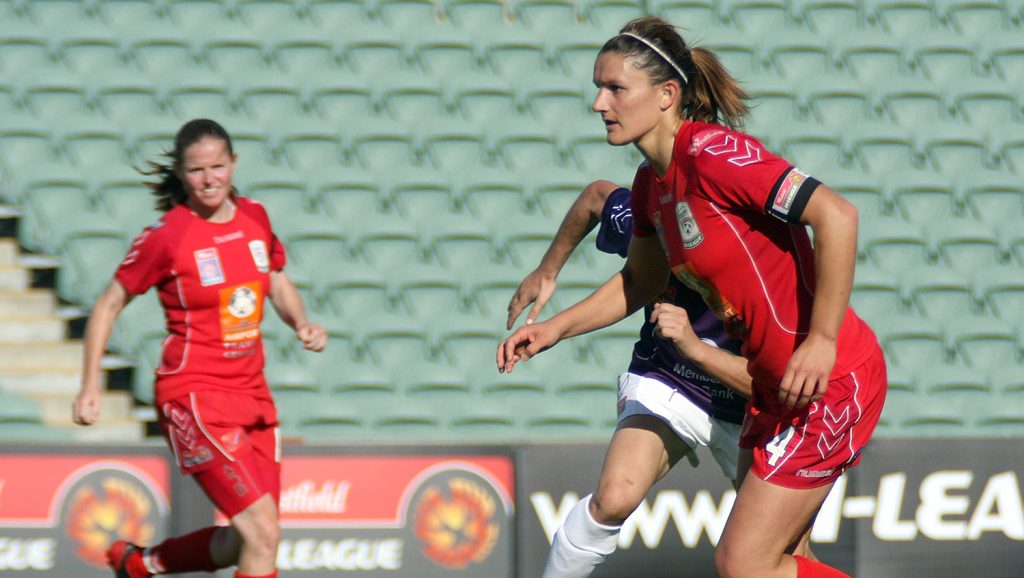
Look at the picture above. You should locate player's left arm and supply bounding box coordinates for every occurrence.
[650,302,752,397]
[779,184,858,408]
[268,270,327,352]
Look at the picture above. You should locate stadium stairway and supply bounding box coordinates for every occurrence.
[0,227,143,442]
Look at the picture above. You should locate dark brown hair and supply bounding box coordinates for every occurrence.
[599,17,750,131]
[140,118,236,211]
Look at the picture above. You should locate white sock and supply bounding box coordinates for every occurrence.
[541,494,621,578]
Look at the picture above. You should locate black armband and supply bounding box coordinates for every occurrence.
[765,167,820,224]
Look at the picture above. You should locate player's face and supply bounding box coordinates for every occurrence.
[180,137,237,214]
[592,52,666,146]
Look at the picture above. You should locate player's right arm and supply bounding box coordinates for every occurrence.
[498,233,668,372]
[73,280,133,425]
[506,180,620,329]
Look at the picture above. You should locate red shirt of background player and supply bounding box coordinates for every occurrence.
[116,197,286,406]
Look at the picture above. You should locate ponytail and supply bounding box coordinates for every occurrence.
[688,47,749,131]
[602,17,750,131]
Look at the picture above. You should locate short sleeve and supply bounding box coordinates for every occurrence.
[630,165,656,238]
[115,225,171,295]
[241,198,287,271]
[691,128,820,223]
[595,187,633,258]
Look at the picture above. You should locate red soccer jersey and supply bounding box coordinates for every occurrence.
[115,197,286,405]
[631,121,878,388]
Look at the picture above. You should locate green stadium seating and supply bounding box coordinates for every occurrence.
[975,266,1024,320]
[57,231,129,304]
[110,291,166,355]
[793,0,867,34]
[851,263,905,321]
[926,219,1004,273]
[949,319,1019,370]
[863,0,940,33]
[729,0,800,37]
[904,266,976,320]
[888,171,960,223]
[579,0,646,33]
[512,0,579,31]
[875,315,948,369]
[443,0,507,28]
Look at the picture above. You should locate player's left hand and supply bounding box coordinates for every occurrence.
[296,323,328,352]
[779,334,836,409]
[650,302,701,358]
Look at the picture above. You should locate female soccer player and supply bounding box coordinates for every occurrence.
[508,180,813,577]
[498,18,886,578]
[72,118,327,578]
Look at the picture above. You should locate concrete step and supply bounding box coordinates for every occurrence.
[0,317,65,342]
[0,341,84,369]
[67,420,145,442]
[32,391,134,423]
[0,290,56,317]
[0,239,17,266]
[0,265,28,291]
[0,368,94,395]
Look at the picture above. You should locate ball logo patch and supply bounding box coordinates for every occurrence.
[227,285,258,319]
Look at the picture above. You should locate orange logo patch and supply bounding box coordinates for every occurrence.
[413,477,500,569]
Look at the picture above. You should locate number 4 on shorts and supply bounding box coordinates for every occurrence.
[765,426,795,466]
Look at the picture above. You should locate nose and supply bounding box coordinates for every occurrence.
[592,90,604,114]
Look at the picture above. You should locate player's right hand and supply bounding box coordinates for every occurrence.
[497,321,561,373]
[72,389,101,426]
[506,269,557,330]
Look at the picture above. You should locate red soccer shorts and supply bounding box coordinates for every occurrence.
[740,346,887,489]
[158,390,281,517]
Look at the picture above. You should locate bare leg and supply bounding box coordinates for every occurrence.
[229,494,280,575]
[715,472,833,578]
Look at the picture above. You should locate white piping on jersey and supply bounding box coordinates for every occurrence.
[157,272,191,375]
[709,202,807,335]
[274,426,282,463]
[190,392,236,462]
[848,368,864,461]
[788,226,817,299]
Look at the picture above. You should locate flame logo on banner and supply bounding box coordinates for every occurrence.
[413,477,500,569]
[65,477,156,567]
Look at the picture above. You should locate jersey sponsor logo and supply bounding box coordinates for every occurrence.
[688,129,726,155]
[213,229,245,244]
[770,167,810,220]
[675,201,704,249]
[194,248,225,286]
[219,282,263,346]
[702,135,763,167]
[248,239,270,273]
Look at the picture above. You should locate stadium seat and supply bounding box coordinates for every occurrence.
[877,78,949,127]
[748,80,804,130]
[305,71,382,121]
[0,33,55,75]
[166,81,237,123]
[990,365,1024,396]
[974,406,1024,437]
[649,0,726,31]
[110,291,166,356]
[398,364,473,402]
[129,36,202,76]
[440,328,504,375]
[97,175,163,233]
[887,171,960,223]
[897,394,977,436]
[487,36,557,78]
[61,123,131,169]
[916,364,990,396]
[777,124,850,176]
[316,169,387,217]
[702,31,761,79]
[579,0,645,33]
[903,265,976,320]
[236,0,306,32]
[60,35,127,76]
[729,0,801,38]
[950,80,1019,132]
[94,79,166,124]
[850,263,905,322]
[19,179,116,255]
[835,32,914,83]
[552,36,606,77]
[830,173,889,218]
[512,0,579,31]
[414,35,486,80]
[987,39,1024,84]
[379,76,449,122]
[58,231,130,305]
[793,0,866,34]
[587,327,639,368]
[848,123,923,175]
[926,219,1004,273]
[96,0,167,30]
[307,0,376,28]
[164,0,238,31]
[285,233,351,290]
[422,124,492,172]
[923,128,998,180]
[974,266,1024,320]
[343,37,416,76]
[277,127,346,173]
[347,121,419,171]
[378,0,441,30]
[295,404,368,440]
[443,0,507,28]
[22,78,94,120]
[863,0,941,34]
[237,82,306,123]
[913,36,987,86]
[938,0,1014,38]
[804,80,876,128]
[273,38,343,76]
[949,319,1019,370]
[874,315,947,369]
[449,76,519,126]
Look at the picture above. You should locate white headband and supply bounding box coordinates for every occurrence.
[619,32,689,85]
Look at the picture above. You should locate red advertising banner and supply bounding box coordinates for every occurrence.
[0,452,171,576]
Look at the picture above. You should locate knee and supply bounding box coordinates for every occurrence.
[236,504,280,557]
[591,484,643,525]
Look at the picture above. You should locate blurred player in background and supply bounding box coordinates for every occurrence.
[507,180,813,577]
[499,17,886,578]
[72,118,327,578]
